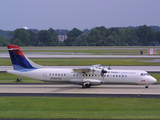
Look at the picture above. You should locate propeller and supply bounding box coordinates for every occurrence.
[101,66,107,79]
[92,68,95,74]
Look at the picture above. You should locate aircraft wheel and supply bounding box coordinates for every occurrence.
[82,84,86,88]
[17,77,22,82]
[87,84,91,88]
[82,83,91,88]
[145,85,149,88]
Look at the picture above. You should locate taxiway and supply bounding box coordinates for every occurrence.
[0,84,159,95]
[1,52,160,59]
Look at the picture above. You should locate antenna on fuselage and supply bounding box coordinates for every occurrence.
[108,62,111,70]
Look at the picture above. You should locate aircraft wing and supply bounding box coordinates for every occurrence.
[73,64,102,74]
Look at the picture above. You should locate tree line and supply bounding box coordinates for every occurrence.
[0,25,160,46]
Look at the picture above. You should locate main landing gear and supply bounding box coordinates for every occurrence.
[145,85,149,88]
[82,83,91,88]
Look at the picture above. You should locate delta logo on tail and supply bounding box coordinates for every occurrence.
[7,45,35,70]
[7,45,157,88]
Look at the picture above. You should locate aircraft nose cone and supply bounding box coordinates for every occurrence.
[150,77,157,83]
[153,78,157,83]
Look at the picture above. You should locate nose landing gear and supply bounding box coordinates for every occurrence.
[145,85,149,88]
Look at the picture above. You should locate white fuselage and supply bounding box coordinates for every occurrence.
[7,68,156,85]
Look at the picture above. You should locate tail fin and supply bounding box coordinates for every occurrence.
[7,45,36,70]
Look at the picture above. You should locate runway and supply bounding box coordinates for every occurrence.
[0,84,159,98]
[1,51,160,98]
[1,52,160,59]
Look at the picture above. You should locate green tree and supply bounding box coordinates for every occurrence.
[125,28,138,46]
[48,28,59,46]
[59,42,66,46]
[88,26,107,46]
[63,28,82,46]
[75,33,89,46]
[11,39,24,46]
[28,30,38,46]
[11,28,31,46]
[136,25,155,46]
[0,35,9,46]
[106,31,119,46]
[106,35,115,46]
[156,31,160,45]
[83,29,91,33]
[37,30,52,46]
[55,29,69,35]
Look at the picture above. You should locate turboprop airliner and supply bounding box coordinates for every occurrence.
[7,45,157,88]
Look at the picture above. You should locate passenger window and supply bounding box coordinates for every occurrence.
[64,74,66,76]
[125,75,127,77]
[55,74,57,76]
[119,75,121,77]
[107,75,109,77]
[122,75,124,77]
[116,75,118,77]
[113,75,115,77]
[58,74,60,76]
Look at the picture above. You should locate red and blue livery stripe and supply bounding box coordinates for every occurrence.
[7,45,36,70]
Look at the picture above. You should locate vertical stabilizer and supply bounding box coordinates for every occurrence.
[7,45,36,70]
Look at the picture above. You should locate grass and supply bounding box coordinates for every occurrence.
[0,73,43,83]
[0,97,159,119]
[1,48,159,55]
[1,58,160,66]
[1,47,160,120]
[150,73,160,83]
[22,49,148,55]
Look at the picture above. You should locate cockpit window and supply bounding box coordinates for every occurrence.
[141,73,150,76]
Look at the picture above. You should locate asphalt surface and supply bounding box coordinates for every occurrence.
[0,84,159,98]
[1,52,160,58]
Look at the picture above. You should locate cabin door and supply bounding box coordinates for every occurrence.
[43,73,47,80]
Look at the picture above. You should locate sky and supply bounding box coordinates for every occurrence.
[0,0,160,31]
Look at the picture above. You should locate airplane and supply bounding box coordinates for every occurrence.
[7,45,157,88]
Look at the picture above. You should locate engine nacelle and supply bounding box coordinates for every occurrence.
[69,79,104,85]
[84,79,104,85]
